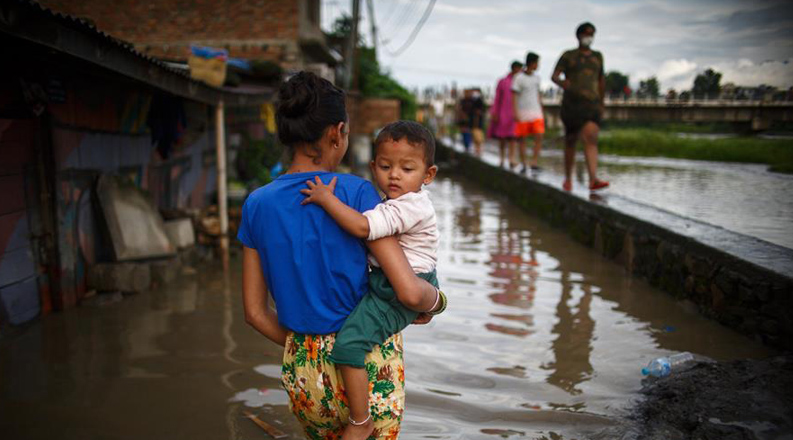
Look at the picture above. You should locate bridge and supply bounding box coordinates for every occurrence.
[541,98,793,131]
[425,97,793,131]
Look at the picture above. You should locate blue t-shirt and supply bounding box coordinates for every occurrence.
[238,171,381,334]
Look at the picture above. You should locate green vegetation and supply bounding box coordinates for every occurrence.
[329,15,417,120]
[605,71,630,95]
[604,121,739,134]
[236,134,284,186]
[596,128,793,173]
[637,77,660,98]
[692,68,722,98]
[357,46,417,120]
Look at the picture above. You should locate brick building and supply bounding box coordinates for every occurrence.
[36,0,338,78]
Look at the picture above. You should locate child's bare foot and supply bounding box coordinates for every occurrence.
[341,415,373,440]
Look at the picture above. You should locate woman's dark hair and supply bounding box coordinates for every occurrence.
[276,71,347,160]
[576,22,596,37]
[510,60,522,70]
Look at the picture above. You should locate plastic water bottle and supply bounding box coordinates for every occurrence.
[641,352,694,377]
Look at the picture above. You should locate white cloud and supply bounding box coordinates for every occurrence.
[434,4,504,16]
[435,3,549,16]
[635,58,793,91]
[482,34,525,49]
[715,59,793,88]
[656,59,699,91]
[324,0,793,92]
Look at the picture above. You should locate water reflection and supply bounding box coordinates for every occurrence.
[486,220,539,338]
[402,175,771,439]
[454,197,483,239]
[0,174,776,440]
[542,271,594,396]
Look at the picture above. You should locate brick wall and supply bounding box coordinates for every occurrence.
[38,0,300,63]
[355,99,400,135]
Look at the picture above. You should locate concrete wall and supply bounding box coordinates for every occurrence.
[437,143,793,350]
[1,69,219,320]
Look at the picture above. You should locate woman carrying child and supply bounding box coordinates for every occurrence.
[240,72,445,440]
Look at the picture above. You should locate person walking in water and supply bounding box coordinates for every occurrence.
[552,22,610,191]
[512,52,545,173]
[489,61,522,168]
[301,121,446,440]
[240,72,440,439]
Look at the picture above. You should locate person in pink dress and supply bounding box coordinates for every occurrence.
[488,61,523,168]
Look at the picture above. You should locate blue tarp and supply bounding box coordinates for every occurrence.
[190,45,228,60]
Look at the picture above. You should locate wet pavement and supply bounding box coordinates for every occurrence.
[0,175,776,440]
[452,137,793,251]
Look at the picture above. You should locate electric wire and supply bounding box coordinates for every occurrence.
[383,0,436,57]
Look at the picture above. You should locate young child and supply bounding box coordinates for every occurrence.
[301,120,447,440]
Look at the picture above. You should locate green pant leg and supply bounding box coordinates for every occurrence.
[329,269,439,368]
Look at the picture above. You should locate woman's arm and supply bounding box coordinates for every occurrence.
[366,236,439,314]
[242,246,288,346]
[551,68,569,90]
[552,55,569,90]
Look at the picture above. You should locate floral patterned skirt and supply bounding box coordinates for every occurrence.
[281,331,406,440]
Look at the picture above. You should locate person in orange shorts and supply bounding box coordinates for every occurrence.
[512,52,545,174]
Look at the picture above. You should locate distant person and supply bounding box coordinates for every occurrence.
[456,89,473,152]
[457,88,485,155]
[470,88,486,156]
[552,22,610,191]
[488,61,522,168]
[512,52,545,173]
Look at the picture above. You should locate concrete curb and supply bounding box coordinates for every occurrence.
[437,141,793,350]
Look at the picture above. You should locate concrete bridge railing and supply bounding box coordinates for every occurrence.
[540,99,793,130]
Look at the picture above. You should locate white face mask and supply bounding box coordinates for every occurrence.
[580,36,594,47]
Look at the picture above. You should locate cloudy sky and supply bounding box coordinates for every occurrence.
[322,0,793,93]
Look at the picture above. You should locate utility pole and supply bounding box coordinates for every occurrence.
[366,0,377,56]
[345,0,360,90]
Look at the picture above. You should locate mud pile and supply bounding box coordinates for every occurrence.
[631,355,793,440]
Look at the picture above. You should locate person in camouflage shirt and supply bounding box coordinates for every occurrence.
[552,22,610,192]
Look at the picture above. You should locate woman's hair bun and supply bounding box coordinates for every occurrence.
[277,72,319,118]
[275,71,346,149]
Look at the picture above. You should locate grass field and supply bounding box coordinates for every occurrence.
[592,128,793,174]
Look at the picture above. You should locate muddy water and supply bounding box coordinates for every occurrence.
[0,176,774,440]
[468,137,793,250]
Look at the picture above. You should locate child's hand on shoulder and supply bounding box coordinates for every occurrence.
[300,175,337,206]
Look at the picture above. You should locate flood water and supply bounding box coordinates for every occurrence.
[0,176,774,440]
[462,138,793,250]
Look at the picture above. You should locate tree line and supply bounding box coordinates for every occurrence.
[605,68,790,101]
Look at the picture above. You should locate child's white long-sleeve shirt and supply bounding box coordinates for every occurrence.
[363,190,438,274]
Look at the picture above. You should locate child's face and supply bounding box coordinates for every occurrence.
[370,138,437,200]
